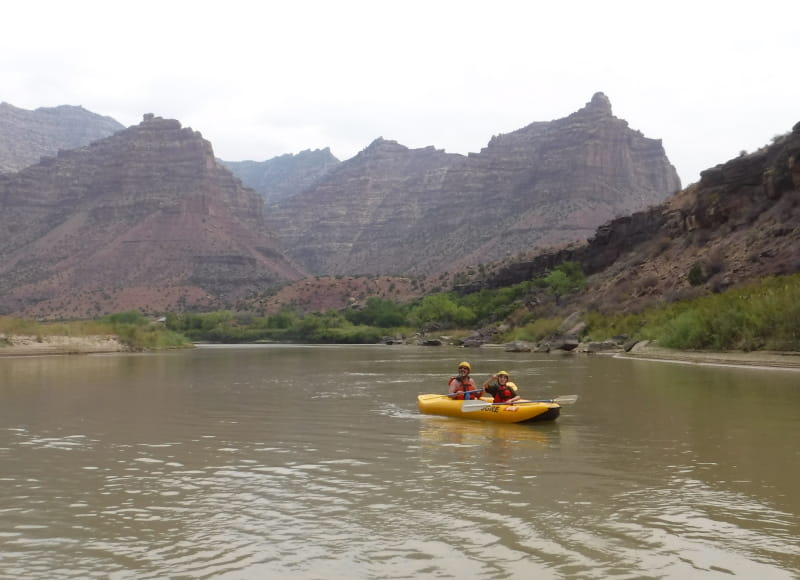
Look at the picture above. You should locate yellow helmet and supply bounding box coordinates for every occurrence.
[458,361,471,372]
[497,370,509,378]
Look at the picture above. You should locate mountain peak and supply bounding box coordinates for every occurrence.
[362,137,405,152]
[579,92,613,117]
[0,101,125,173]
[0,118,305,317]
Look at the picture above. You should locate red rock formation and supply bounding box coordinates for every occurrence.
[0,114,305,318]
[266,93,681,276]
[266,138,464,274]
[472,120,800,315]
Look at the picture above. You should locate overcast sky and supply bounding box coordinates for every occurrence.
[3,0,798,186]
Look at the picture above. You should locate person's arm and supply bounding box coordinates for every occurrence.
[506,382,520,403]
[482,377,498,398]
[447,377,459,394]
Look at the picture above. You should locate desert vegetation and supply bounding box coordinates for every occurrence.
[583,273,800,351]
[165,262,586,344]
[3,269,799,354]
[0,310,191,351]
[166,269,800,352]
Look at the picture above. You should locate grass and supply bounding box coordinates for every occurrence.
[584,273,800,351]
[3,273,798,353]
[0,311,192,351]
[502,317,562,343]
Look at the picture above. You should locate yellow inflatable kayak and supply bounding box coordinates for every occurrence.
[417,394,567,423]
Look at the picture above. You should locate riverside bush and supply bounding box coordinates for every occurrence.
[504,317,562,343]
[112,323,190,350]
[97,310,191,349]
[586,274,800,351]
[0,316,41,335]
[0,311,191,350]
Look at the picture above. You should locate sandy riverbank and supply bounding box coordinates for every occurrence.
[616,340,800,370]
[0,334,129,357]
[2,334,799,370]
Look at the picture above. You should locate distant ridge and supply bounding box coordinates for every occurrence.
[0,102,124,173]
[222,148,341,205]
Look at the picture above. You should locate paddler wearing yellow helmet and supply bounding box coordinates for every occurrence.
[482,370,521,404]
[447,361,482,400]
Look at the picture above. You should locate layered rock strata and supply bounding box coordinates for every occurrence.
[0,114,305,318]
[469,120,800,314]
[266,93,681,276]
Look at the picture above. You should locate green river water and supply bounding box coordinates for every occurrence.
[1,345,798,579]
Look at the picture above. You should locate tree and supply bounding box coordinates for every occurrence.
[408,294,476,328]
[543,261,586,304]
[345,297,406,327]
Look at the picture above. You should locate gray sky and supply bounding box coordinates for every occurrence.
[3,0,798,186]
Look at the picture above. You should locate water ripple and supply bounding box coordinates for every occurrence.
[2,348,799,578]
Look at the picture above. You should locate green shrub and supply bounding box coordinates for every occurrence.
[344,297,407,328]
[103,310,148,325]
[505,317,562,342]
[408,294,476,328]
[541,261,587,304]
[586,273,800,351]
[688,262,706,286]
[1,312,192,351]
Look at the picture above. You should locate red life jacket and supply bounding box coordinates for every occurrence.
[492,382,518,403]
[449,376,478,400]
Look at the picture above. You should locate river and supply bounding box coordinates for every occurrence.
[1,345,798,579]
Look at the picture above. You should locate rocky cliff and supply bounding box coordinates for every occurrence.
[257,119,800,318]
[266,138,465,274]
[222,148,341,205]
[473,120,800,314]
[0,114,305,318]
[266,93,681,276]
[0,102,125,173]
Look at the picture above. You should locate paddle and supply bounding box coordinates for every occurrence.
[461,394,578,412]
[446,389,482,398]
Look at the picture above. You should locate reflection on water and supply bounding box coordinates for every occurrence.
[0,346,798,578]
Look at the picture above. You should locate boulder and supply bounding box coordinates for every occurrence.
[504,341,532,352]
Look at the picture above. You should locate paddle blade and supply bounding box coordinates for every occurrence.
[515,395,579,405]
[461,400,491,412]
[553,395,578,405]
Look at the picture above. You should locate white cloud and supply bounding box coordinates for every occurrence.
[2,0,799,185]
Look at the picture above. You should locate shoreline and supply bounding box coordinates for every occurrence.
[0,334,128,357]
[615,341,800,371]
[2,335,800,371]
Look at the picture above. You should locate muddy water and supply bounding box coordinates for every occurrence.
[1,345,798,578]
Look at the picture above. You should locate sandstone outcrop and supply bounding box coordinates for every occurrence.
[265,138,464,274]
[0,114,305,318]
[266,93,681,276]
[464,119,800,315]
[0,102,124,173]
